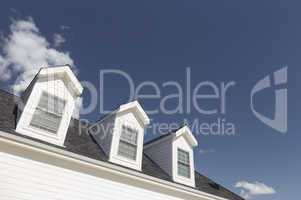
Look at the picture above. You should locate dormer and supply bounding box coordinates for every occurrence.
[144,125,198,187]
[90,101,150,171]
[16,66,83,146]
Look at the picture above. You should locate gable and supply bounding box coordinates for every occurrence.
[173,135,192,153]
[174,126,198,147]
[116,110,144,130]
[38,66,83,96]
[118,101,150,126]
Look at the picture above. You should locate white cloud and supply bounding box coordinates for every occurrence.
[0,17,82,118]
[0,17,74,92]
[235,181,276,199]
[53,33,66,47]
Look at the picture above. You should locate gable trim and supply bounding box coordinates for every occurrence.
[118,101,150,126]
[38,66,83,96]
[174,126,198,147]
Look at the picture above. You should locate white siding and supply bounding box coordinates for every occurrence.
[144,137,173,176]
[0,152,185,200]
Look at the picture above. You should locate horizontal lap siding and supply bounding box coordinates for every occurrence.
[0,152,183,200]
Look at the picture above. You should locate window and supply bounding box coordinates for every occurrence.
[177,149,191,178]
[30,92,66,134]
[118,125,138,160]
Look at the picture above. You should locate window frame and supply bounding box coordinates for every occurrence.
[30,92,66,134]
[117,125,139,161]
[177,148,191,178]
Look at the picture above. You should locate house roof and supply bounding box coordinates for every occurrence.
[0,89,243,200]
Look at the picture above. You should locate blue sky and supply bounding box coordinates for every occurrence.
[0,0,299,199]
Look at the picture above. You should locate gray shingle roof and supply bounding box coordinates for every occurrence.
[0,89,243,200]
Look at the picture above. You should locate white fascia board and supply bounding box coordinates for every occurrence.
[118,101,150,126]
[38,66,83,96]
[0,130,229,200]
[175,126,198,147]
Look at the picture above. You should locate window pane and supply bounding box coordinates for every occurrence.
[30,92,65,134]
[38,92,65,115]
[118,125,138,160]
[118,141,137,160]
[177,149,191,178]
[30,108,61,133]
[120,125,138,145]
[178,149,190,164]
[178,162,190,178]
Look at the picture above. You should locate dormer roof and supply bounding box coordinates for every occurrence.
[38,65,83,96]
[95,100,150,127]
[144,125,198,148]
[117,101,150,126]
[174,126,198,147]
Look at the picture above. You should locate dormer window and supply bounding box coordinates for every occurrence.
[15,66,83,146]
[30,92,66,134]
[118,125,138,160]
[177,148,191,178]
[91,101,150,171]
[144,125,198,187]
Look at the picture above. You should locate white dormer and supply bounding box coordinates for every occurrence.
[16,66,83,146]
[144,125,198,187]
[90,101,150,171]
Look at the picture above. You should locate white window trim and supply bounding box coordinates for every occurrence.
[15,66,83,147]
[177,148,191,179]
[117,125,139,161]
[30,92,66,135]
[109,118,144,171]
[172,131,196,187]
[16,87,72,147]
